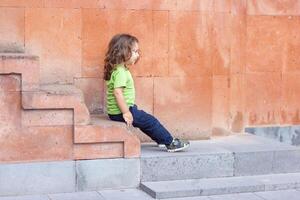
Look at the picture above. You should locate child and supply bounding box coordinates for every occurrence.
[104,33,190,152]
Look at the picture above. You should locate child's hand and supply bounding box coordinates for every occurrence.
[123,111,133,126]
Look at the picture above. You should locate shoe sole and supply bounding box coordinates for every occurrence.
[167,143,190,153]
[157,144,166,148]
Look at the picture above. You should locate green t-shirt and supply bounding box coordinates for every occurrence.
[106,64,135,115]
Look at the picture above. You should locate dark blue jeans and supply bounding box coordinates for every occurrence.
[108,105,173,145]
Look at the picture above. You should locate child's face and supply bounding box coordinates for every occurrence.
[127,42,140,65]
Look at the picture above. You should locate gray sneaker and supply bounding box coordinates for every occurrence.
[166,138,190,152]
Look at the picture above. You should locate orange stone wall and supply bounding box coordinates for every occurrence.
[1,0,300,143]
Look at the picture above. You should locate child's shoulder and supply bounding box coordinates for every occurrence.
[110,64,128,78]
[114,64,128,73]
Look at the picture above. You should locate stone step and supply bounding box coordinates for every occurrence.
[22,84,90,125]
[88,114,151,142]
[73,114,141,159]
[140,172,300,199]
[74,114,141,144]
[141,134,300,182]
[0,53,39,91]
[0,53,139,161]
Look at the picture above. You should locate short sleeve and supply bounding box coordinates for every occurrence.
[113,68,127,88]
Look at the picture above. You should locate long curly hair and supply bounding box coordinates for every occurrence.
[104,34,139,81]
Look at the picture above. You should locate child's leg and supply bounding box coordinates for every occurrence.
[108,105,190,152]
[108,113,125,123]
[108,105,173,145]
[129,105,173,145]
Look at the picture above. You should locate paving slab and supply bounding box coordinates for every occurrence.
[208,192,264,200]
[0,195,49,200]
[99,189,153,200]
[141,172,300,199]
[166,196,210,200]
[254,189,300,200]
[49,191,104,200]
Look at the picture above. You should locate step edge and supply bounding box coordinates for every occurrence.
[140,172,300,199]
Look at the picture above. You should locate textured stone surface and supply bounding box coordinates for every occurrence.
[246,126,300,146]
[0,195,50,200]
[0,126,73,163]
[1,54,40,91]
[153,77,212,140]
[76,159,140,191]
[141,173,300,199]
[4,188,300,200]
[141,176,263,199]
[74,78,104,114]
[233,151,274,176]
[229,74,245,133]
[255,189,300,200]
[141,134,300,181]
[212,75,230,136]
[22,110,73,126]
[74,115,140,158]
[22,84,90,125]
[0,161,75,196]
[285,17,300,73]
[0,158,143,197]
[25,8,81,84]
[0,75,21,92]
[244,73,281,125]
[0,7,24,53]
[141,139,235,181]
[49,191,104,200]
[246,16,288,73]
[167,196,210,200]
[168,11,211,77]
[273,150,300,173]
[134,77,154,115]
[247,0,300,15]
[0,91,21,130]
[99,189,153,200]
[73,142,124,160]
[209,193,263,200]
[281,73,300,124]
[141,144,234,181]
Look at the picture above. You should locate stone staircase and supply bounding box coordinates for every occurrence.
[0,53,140,161]
[139,134,300,199]
[0,53,142,196]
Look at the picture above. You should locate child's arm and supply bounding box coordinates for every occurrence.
[113,88,129,113]
[114,88,133,126]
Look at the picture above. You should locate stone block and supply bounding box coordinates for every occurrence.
[244,73,281,125]
[0,126,73,163]
[246,16,288,73]
[25,8,81,84]
[76,159,140,191]
[141,152,234,181]
[73,143,124,160]
[0,7,25,53]
[0,161,75,196]
[247,0,300,15]
[153,77,212,139]
[233,151,274,176]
